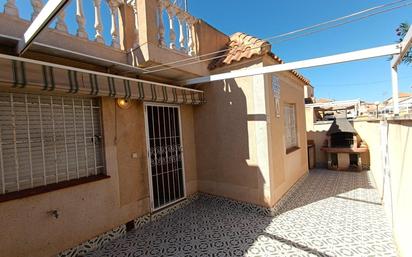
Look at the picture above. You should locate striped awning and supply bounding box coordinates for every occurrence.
[0,54,205,105]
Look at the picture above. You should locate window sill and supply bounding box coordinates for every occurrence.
[286,146,300,155]
[0,174,110,203]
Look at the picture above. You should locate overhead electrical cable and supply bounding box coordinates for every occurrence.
[144,0,407,72]
[142,0,412,75]
[316,74,412,87]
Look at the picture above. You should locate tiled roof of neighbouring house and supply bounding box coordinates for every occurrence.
[316,98,335,103]
[399,92,412,98]
[383,92,412,103]
[208,32,310,85]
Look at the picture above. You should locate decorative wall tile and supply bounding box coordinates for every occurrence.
[57,194,199,257]
[57,224,126,257]
[133,214,150,229]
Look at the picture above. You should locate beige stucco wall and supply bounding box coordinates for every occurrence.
[305,107,315,131]
[0,96,198,257]
[194,57,308,208]
[194,61,268,206]
[353,119,412,257]
[264,56,309,206]
[306,121,330,167]
[180,105,198,196]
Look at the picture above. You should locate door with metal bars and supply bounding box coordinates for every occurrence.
[144,104,185,211]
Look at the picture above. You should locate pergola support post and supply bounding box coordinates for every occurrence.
[390,62,400,116]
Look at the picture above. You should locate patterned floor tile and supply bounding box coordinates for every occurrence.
[85,169,397,257]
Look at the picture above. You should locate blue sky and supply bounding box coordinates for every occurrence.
[188,0,412,102]
[1,0,411,102]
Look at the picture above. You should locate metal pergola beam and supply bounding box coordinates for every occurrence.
[391,26,412,68]
[17,0,70,56]
[390,26,412,115]
[183,44,401,85]
[390,65,400,115]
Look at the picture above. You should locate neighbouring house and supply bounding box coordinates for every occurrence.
[305,97,370,170]
[383,92,412,105]
[315,97,334,103]
[305,99,361,126]
[304,84,315,104]
[380,92,412,116]
[399,95,412,115]
[0,1,310,257]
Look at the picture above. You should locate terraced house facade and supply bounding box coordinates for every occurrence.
[0,1,310,256]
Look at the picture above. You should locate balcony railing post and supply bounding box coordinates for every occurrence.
[108,0,121,49]
[76,0,88,38]
[165,1,176,49]
[93,0,104,43]
[157,0,166,48]
[186,15,196,56]
[176,11,186,52]
[30,0,43,21]
[123,0,140,49]
[4,0,18,17]
[55,9,68,33]
[130,0,139,48]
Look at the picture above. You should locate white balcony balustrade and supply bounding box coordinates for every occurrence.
[157,0,197,56]
[75,0,87,38]
[1,0,200,65]
[1,0,135,50]
[127,0,139,48]
[30,0,43,21]
[3,0,18,17]
[92,0,105,43]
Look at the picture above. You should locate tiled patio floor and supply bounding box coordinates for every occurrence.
[86,169,397,257]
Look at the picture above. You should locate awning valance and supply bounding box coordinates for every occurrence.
[0,54,205,105]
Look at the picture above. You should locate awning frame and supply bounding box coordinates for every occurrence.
[0,53,205,105]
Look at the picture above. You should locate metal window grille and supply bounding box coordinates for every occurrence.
[284,103,298,150]
[0,92,105,194]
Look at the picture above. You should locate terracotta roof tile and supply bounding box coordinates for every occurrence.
[317,98,335,103]
[208,32,271,69]
[399,92,412,98]
[208,32,310,85]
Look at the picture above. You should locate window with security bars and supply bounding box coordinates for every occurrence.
[0,92,105,195]
[284,103,298,151]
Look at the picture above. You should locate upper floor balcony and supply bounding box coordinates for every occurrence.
[0,0,222,81]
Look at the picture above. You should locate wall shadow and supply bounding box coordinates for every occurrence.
[275,169,377,216]
[88,169,383,257]
[193,78,264,204]
[88,85,393,257]
[307,130,329,167]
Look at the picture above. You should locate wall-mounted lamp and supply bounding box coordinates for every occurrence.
[117,98,132,109]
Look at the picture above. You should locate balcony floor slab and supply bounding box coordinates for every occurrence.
[86,169,397,257]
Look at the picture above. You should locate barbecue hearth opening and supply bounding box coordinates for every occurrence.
[330,132,355,148]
